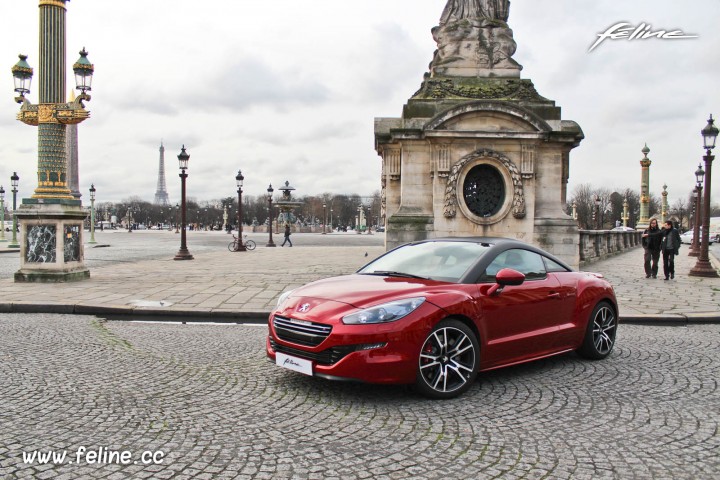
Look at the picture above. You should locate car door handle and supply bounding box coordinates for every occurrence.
[547,292,561,299]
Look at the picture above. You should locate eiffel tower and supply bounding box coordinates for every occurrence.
[154,142,170,205]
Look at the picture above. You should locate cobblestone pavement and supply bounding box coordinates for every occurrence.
[1,314,718,479]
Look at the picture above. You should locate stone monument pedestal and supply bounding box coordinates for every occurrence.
[14,200,90,282]
[374,2,585,268]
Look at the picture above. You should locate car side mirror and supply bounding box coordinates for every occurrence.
[487,268,525,296]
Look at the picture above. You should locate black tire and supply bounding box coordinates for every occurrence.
[415,319,479,399]
[228,241,236,252]
[245,240,256,250]
[577,301,617,360]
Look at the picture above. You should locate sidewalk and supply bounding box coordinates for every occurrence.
[0,244,718,324]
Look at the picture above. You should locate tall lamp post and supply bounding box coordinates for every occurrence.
[8,172,20,249]
[235,170,246,251]
[0,186,6,243]
[594,195,601,230]
[88,184,96,244]
[174,146,194,261]
[322,203,327,234]
[175,203,180,233]
[689,115,719,277]
[266,184,276,247]
[10,1,95,282]
[689,164,704,257]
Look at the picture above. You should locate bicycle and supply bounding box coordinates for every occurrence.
[228,234,256,251]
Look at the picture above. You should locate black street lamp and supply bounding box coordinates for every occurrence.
[174,145,194,261]
[88,184,97,244]
[175,203,180,233]
[689,164,704,257]
[266,184,276,247]
[594,195,601,230]
[689,115,718,277]
[234,170,246,251]
[322,203,327,234]
[8,172,20,248]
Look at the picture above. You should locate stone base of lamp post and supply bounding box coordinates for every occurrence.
[688,259,719,277]
[173,248,194,261]
[13,201,90,283]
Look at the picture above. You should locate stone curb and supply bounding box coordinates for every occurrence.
[0,302,268,323]
[2,302,718,325]
[0,248,20,254]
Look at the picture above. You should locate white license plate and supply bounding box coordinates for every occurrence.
[276,352,313,376]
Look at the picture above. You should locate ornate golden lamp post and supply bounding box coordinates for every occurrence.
[11,0,94,282]
[689,115,719,277]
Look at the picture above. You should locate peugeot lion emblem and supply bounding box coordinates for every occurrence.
[298,303,311,313]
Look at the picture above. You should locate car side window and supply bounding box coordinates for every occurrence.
[543,257,569,273]
[480,249,547,282]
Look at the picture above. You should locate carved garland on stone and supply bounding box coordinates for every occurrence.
[444,149,526,219]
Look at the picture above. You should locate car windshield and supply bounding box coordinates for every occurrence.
[358,241,491,282]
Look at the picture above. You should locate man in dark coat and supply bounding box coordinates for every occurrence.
[661,220,681,280]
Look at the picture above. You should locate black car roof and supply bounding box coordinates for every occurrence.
[404,237,574,276]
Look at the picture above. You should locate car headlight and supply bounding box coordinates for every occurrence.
[342,297,426,325]
[276,289,295,309]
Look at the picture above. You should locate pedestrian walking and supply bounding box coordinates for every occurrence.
[641,218,662,278]
[281,224,292,247]
[660,220,681,280]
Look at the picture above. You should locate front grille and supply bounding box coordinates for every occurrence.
[269,338,355,365]
[273,316,332,347]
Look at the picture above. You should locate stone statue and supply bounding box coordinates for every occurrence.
[431,0,520,77]
[440,0,510,25]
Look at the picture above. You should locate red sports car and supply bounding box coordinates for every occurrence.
[266,238,618,399]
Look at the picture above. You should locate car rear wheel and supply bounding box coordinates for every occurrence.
[577,301,617,360]
[415,319,479,399]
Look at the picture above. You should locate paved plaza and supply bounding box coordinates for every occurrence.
[0,230,718,322]
[1,231,719,479]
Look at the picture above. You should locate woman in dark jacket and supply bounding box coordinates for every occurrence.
[641,218,663,278]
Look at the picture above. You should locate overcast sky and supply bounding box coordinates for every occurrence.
[1,0,718,207]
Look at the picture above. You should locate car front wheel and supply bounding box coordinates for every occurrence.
[577,301,617,360]
[415,319,479,399]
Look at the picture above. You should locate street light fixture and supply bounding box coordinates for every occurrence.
[88,184,97,244]
[689,163,704,257]
[72,48,94,95]
[11,54,32,101]
[174,146,194,261]
[689,115,719,277]
[266,184,276,247]
[8,172,20,248]
[234,170,246,252]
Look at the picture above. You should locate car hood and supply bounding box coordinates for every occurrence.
[281,274,447,310]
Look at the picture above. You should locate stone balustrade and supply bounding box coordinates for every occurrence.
[579,230,643,267]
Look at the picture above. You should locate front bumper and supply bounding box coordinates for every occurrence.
[266,302,444,384]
